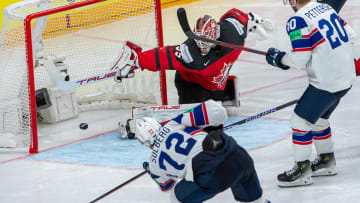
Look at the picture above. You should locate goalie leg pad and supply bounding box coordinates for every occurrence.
[211,75,240,107]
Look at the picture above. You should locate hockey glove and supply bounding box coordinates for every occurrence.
[266,48,290,70]
[112,41,142,82]
[247,12,274,40]
[114,67,135,83]
[143,162,150,173]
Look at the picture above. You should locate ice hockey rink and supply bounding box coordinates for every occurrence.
[1,0,360,202]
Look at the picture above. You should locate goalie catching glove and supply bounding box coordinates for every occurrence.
[112,41,142,83]
[219,8,274,40]
[247,12,274,40]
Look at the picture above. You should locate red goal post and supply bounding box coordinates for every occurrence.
[0,0,167,153]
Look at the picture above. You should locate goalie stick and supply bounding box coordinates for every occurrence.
[55,69,119,90]
[89,99,298,202]
[176,7,269,56]
[42,51,132,91]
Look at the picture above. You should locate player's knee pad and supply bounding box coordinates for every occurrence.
[291,113,312,132]
[311,118,330,132]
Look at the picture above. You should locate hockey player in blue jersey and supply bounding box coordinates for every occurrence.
[133,100,269,203]
[265,0,356,187]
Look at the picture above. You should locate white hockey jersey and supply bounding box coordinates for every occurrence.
[147,100,228,191]
[282,2,355,93]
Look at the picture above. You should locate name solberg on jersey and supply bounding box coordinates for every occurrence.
[151,126,171,164]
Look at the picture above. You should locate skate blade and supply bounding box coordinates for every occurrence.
[278,176,313,188]
[312,168,337,177]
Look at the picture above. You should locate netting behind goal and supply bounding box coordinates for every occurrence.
[0,0,166,153]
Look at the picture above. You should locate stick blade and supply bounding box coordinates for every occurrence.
[177,7,191,34]
[176,7,268,56]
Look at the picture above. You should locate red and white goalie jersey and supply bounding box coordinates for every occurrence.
[136,8,249,91]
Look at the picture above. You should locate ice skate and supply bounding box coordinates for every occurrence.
[311,152,337,177]
[277,160,313,187]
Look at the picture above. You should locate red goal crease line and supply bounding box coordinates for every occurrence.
[0,129,118,165]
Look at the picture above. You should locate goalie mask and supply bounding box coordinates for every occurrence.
[193,15,218,55]
[135,117,161,147]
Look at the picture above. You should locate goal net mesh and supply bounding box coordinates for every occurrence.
[0,0,164,151]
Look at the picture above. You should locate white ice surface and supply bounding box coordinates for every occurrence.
[1,0,360,202]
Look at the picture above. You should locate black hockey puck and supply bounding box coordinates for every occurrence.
[79,122,88,130]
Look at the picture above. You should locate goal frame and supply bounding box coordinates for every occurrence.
[23,0,167,153]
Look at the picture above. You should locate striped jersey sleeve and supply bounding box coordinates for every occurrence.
[172,100,228,128]
[286,16,325,52]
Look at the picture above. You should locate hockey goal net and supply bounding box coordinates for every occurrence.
[0,0,166,153]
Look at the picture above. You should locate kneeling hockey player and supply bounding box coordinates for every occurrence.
[127,100,270,203]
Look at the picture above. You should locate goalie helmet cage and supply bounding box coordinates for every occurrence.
[0,0,166,153]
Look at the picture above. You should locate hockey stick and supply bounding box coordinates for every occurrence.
[89,170,147,203]
[55,69,118,90]
[43,53,130,91]
[223,99,299,130]
[90,99,298,202]
[176,7,269,56]
[42,40,135,91]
